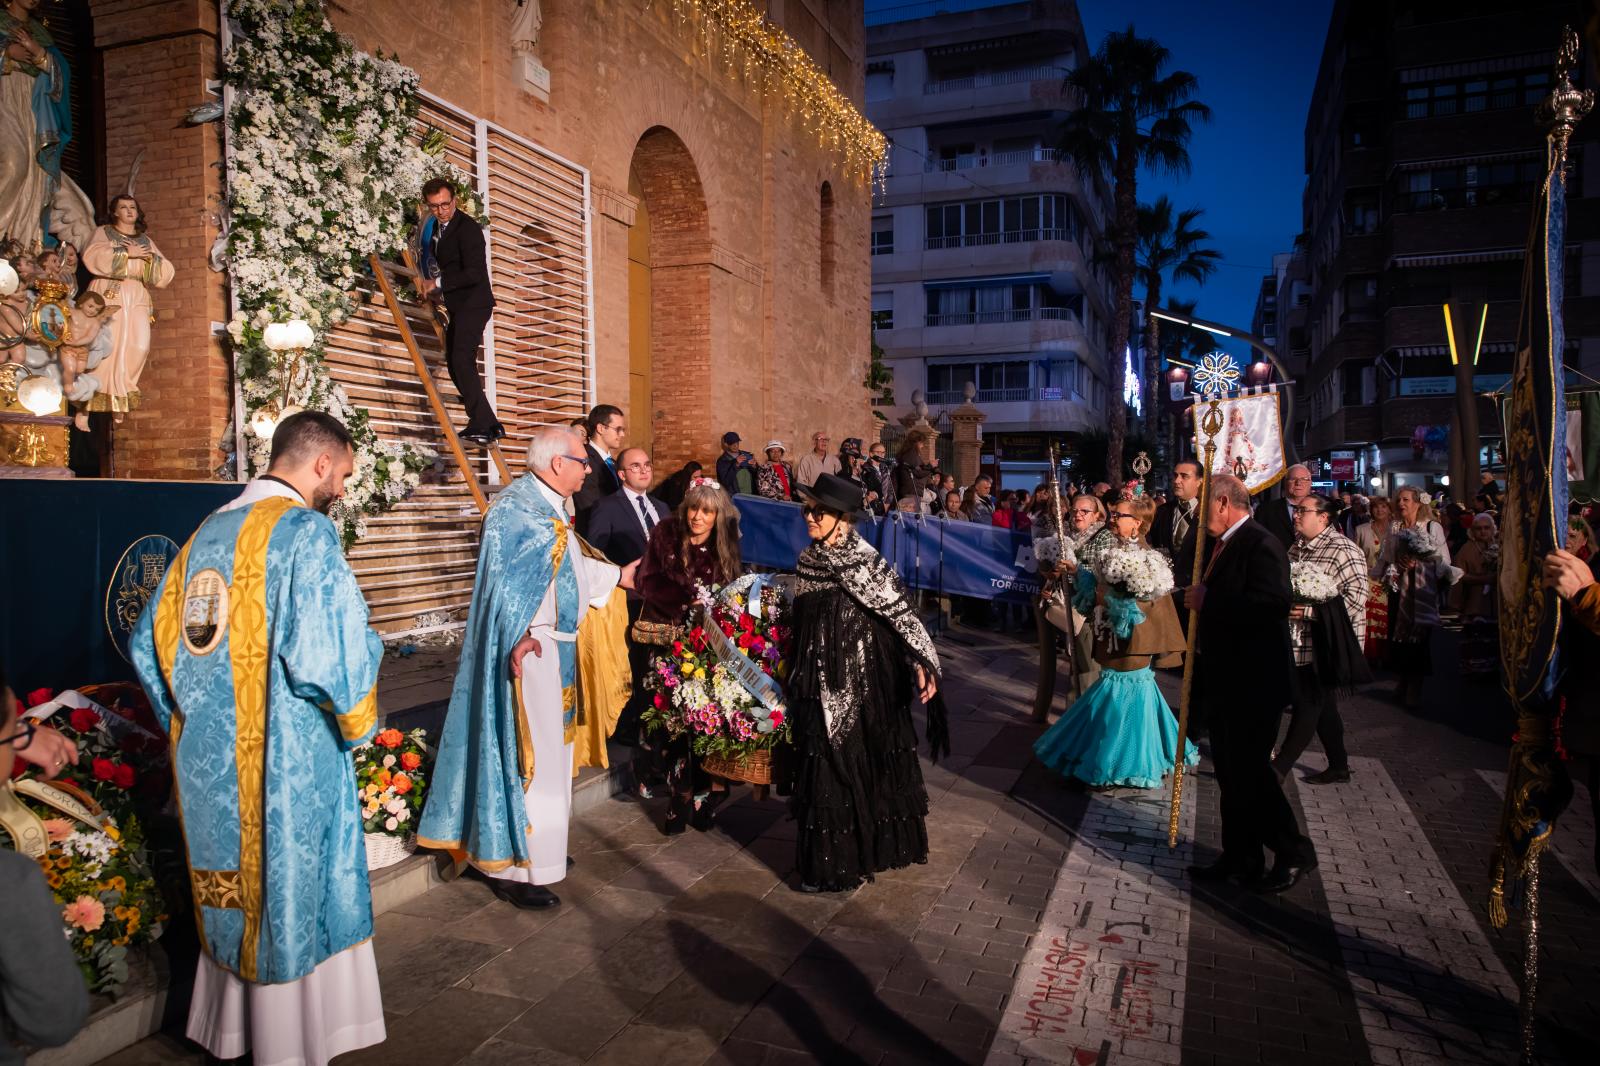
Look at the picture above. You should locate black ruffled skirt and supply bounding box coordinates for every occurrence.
[787,589,930,891]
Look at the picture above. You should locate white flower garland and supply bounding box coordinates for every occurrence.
[222,0,481,544]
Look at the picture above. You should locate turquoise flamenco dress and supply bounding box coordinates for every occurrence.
[1033,567,1198,789]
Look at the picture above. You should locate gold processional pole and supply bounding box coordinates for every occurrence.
[1169,398,1225,848]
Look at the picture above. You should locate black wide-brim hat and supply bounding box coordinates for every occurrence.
[798,472,869,522]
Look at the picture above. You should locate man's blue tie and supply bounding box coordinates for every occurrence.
[637,495,656,531]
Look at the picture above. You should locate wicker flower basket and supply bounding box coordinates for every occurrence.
[364,831,416,871]
[702,749,774,786]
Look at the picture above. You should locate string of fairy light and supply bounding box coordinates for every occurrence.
[660,0,888,186]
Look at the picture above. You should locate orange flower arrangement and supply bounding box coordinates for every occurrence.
[353,727,432,838]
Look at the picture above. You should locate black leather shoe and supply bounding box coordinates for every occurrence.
[484,878,561,909]
[1304,767,1352,785]
[461,431,493,448]
[1256,860,1318,893]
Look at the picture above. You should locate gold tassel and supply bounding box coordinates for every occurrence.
[1488,847,1510,929]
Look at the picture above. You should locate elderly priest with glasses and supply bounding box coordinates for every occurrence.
[420,426,637,908]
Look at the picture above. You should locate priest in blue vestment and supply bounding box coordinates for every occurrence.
[419,426,636,908]
[130,412,386,1066]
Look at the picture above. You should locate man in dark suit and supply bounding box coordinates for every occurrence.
[1149,459,1203,632]
[1255,464,1312,548]
[586,447,668,569]
[1185,473,1316,893]
[584,447,667,745]
[572,404,625,535]
[420,178,503,445]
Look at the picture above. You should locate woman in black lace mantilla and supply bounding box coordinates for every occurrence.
[787,473,948,892]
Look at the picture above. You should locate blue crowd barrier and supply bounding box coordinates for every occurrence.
[731,495,1043,604]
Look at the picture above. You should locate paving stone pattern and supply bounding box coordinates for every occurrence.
[988,788,1196,1065]
[98,626,1600,1065]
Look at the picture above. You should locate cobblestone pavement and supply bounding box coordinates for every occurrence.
[102,623,1600,1065]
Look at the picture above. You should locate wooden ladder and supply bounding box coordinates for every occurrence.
[367,249,512,515]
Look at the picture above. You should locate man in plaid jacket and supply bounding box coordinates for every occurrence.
[1275,494,1368,784]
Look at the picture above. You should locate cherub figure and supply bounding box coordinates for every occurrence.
[59,289,113,397]
[34,247,60,283]
[57,241,80,296]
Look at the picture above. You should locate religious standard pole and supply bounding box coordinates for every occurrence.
[1169,397,1224,848]
[1033,443,1076,722]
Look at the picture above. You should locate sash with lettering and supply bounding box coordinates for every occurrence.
[129,496,383,983]
[1489,120,1574,931]
[417,474,584,872]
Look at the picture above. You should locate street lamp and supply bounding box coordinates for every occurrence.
[1150,306,1297,462]
[251,319,315,439]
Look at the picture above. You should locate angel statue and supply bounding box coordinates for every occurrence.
[511,0,542,57]
[82,194,175,417]
[0,0,95,249]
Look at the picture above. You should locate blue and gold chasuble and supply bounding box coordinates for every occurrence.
[418,475,611,873]
[130,496,383,984]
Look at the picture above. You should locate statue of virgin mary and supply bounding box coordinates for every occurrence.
[0,0,94,249]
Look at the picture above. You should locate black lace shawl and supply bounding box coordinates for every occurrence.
[794,531,947,758]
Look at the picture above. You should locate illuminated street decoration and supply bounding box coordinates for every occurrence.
[1193,351,1241,397]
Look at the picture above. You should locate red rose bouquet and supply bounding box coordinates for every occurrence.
[641,576,793,761]
[14,685,170,816]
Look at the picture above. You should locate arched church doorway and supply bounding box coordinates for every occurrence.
[625,127,710,474]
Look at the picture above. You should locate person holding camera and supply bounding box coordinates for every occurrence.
[715,431,755,495]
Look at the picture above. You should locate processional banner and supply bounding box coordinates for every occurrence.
[1489,75,1576,966]
[1189,388,1286,495]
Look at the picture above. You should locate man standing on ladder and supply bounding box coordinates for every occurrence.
[418,177,505,447]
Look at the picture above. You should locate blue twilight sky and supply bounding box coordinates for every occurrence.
[866,0,1335,358]
[1079,0,1335,356]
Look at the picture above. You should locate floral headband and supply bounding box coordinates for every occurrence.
[688,475,724,493]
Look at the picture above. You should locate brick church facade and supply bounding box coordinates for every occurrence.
[86,0,873,481]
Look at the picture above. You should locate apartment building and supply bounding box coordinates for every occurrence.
[866,0,1116,487]
[1297,0,1600,497]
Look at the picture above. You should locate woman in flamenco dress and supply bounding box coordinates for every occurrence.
[1032,495,1198,789]
[787,473,949,892]
[633,477,742,834]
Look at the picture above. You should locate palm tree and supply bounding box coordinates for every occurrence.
[1136,196,1221,424]
[1057,26,1210,487]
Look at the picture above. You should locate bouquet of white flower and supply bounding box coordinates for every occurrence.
[1289,560,1340,604]
[1096,543,1175,602]
[1033,536,1076,569]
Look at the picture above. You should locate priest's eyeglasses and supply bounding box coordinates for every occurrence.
[557,453,591,468]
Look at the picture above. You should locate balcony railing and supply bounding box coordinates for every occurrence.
[924,147,1053,172]
[924,228,1071,249]
[923,307,1078,327]
[925,387,1035,405]
[924,65,1062,94]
